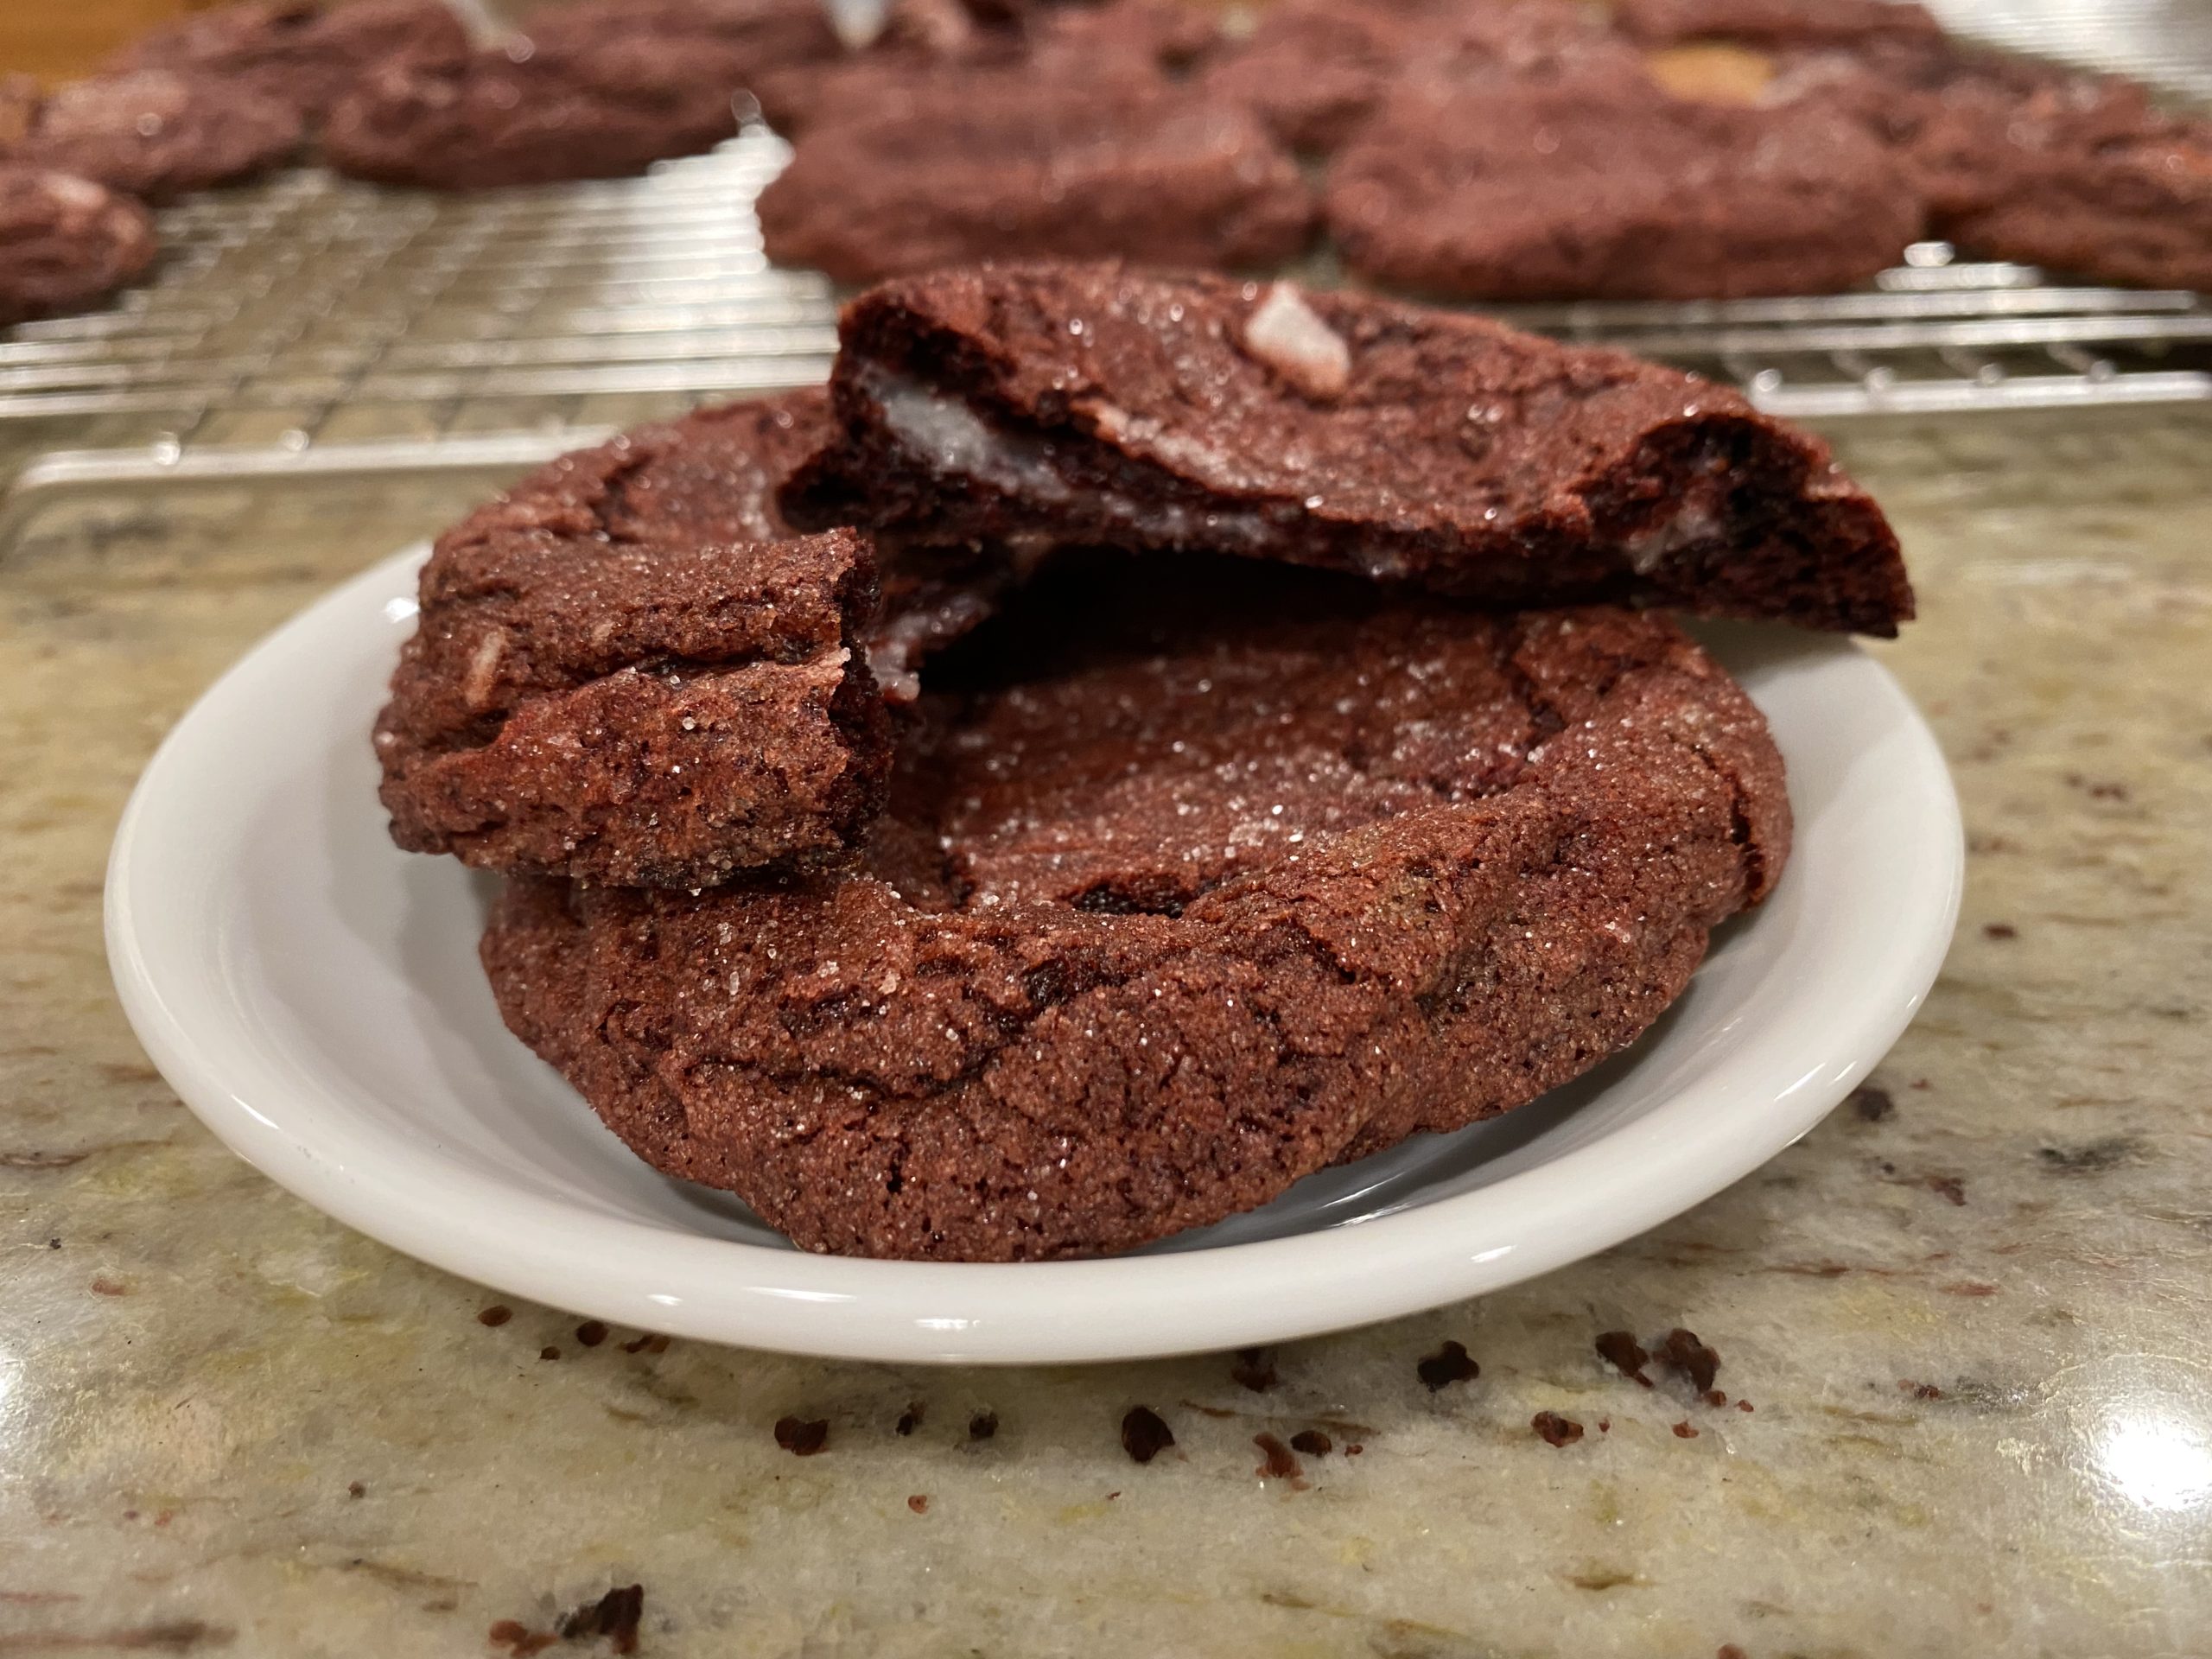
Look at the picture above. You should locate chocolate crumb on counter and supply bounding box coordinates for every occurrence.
[1658,1328,1720,1394]
[1289,1430,1333,1456]
[1902,1381,1943,1400]
[967,1411,999,1442]
[556,1585,645,1656]
[1253,1432,1302,1480]
[1121,1406,1175,1464]
[539,1346,561,1362]
[1852,1085,1896,1122]
[1230,1347,1281,1393]
[1418,1340,1480,1391]
[1705,1389,1728,1408]
[619,1333,671,1355]
[907,1494,929,1514]
[1738,1400,1754,1412]
[1597,1418,1611,1433]
[774,1416,830,1456]
[1596,1330,1654,1385]
[1672,1421,1700,1439]
[1532,1411,1585,1447]
[575,1320,609,1347]
[1984,922,2018,939]
[1719,1645,1749,1659]
[894,1403,924,1435]
[346,1481,365,1498]
[488,1618,554,1657]
[478,1305,513,1327]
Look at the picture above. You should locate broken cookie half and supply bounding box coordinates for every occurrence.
[782,262,1913,635]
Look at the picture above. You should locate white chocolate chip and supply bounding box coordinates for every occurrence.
[1240,283,1351,402]
[462,627,509,710]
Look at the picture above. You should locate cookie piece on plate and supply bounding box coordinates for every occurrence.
[757,82,1313,283]
[323,36,747,189]
[482,565,1791,1261]
[1325,73,1923,302]
[376,389,1015,887]
[0,69,302,200]
[783,263,1914,634]
[104,1,473,120]
[0,164,159,326]
[375,404,896,888]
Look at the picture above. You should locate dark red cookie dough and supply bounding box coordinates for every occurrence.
[375,399,896,887]
[322,35,749,190]
[103,0,472,118]
[0,69,302,200]
[0,164,159,326]
[757,82,1313,284]
[482,574,1791,1261]
[1325,73,1923,302]
[783,262,1913,634]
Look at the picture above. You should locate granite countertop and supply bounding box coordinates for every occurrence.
[1,405,2208,1656]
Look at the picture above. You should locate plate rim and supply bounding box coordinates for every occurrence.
[105,544,1963,1364]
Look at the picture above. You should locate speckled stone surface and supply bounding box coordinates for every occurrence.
[2,408,2209,1656]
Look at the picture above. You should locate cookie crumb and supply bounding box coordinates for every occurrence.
[477,1305,513,1327]
[967,1411,998,1442]
[575,1320,609,1347]
[1289,1430,1332,1456]
[1253,1432,1302,1480]
[1658,1328,1719,1394]
[1532,1411,1584,1447]
[1672,1421,1700,1439]
[775,1416,830,1456]
[894,1403,924,1435]
[346,1481,365,1499]
[1983,922,2016,939]
[1417,1339,1479,1391]
[1230,1347,1280,1392]
[907,1494,928,1515]
[1595,1330,1652,1385]
[1121,1406,1175,1464]
[1851,1086,1895,1122]
[538,1345,561,1362]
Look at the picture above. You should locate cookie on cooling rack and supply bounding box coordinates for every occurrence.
[322,34,752,190]
[0,164,158,326]
[780,262,1915,634]
[104,1,472,122]
[0,69,302,201]
[756,80,1313,285]
[480,566,1792,1261]
[1323,69,1923,302]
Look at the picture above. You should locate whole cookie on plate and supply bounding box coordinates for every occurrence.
[482,562,1792,1261]
[782,262,1915,634]
[0,69,302,200]
[756,82,1313,283]
[376,389,1011,887]
[323,35,747,189]
[1325,73,1923,302]
[0,164,159,326]
[105,1,471,122]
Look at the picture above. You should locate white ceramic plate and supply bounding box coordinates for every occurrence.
[107,544,1961,1364]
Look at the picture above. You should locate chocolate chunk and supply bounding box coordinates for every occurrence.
[774,1415,830,1455]
[1120,1406,1175,1464]
[1288,1429,1332,1456]
[785,263,1912,635]
[1418,1340,1480,1392]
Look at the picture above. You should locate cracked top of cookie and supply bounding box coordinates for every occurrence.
[782,262,1913,635]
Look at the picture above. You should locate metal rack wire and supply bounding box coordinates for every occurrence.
[1,8,2207,544]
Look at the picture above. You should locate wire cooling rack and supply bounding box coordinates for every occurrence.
[1,4,2207,543]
